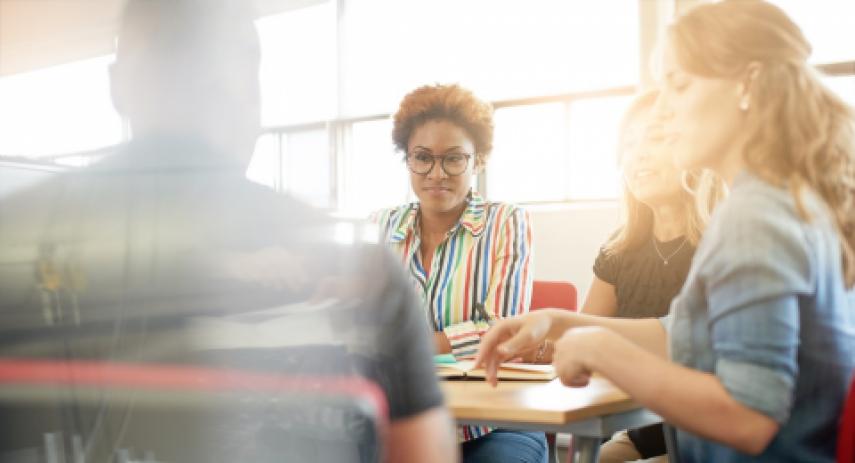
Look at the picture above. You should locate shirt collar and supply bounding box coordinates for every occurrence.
[389,191,487,243]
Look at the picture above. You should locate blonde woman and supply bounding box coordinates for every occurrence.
[584,90,725,461]
[478,1,855,461]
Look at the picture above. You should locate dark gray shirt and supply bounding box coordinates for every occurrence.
[0,137,444,462]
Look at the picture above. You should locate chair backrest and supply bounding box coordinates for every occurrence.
[839,374,855,462]
[529,281,577,461]
[0,358,389,463]
[530,280,577,312]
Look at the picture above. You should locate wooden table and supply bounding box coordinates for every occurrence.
[441,377,661,463]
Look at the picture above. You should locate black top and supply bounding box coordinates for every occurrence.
[593,234,695,318]
[592,232,695,458]
[0,137,443,462]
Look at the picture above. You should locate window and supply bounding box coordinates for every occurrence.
[283,129,331,208]
[487,94,633,203]
[246,133,281,190]
[4,0,645,211]
[488,103,567,203]
[246,130,331,209]
[768,0,855,65]
[340,119,411,217]
[341,0,638,115]
[0,55,122,157]
[566,95,632,200]
[825,76,855,106]
[335,0,639,207]
[768,1,855,123]
[256,2,338,126]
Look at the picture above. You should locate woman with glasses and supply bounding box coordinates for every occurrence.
[586,90,725,462]
[477,1,855,461]
[373,83,546,463]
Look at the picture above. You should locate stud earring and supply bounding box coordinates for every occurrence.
[739,96,750,112]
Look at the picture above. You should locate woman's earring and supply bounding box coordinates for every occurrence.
[681,170,699,195]
[739,95,750,112]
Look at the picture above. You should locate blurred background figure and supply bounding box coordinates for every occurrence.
[583,89,725,462]
[0,1,456,462]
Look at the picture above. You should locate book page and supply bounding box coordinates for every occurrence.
[436,360,555,381]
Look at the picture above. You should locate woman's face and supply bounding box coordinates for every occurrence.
[407,119,477,216]
[620,113,684,207]
[656,42,744,173]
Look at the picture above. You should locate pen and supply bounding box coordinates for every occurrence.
[474,302,494,327]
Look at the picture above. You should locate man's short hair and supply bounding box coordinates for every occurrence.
[115,0,259,79]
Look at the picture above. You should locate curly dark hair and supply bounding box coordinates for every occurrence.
[392,84,494,167]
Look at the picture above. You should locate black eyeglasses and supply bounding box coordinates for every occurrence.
[406,152,473,176]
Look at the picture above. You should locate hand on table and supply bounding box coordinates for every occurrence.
[474,311,554,386]
[551,326,614,388]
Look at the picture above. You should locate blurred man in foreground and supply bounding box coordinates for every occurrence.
[0,1,456,461]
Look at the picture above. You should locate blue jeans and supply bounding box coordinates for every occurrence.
[461,429,548,463]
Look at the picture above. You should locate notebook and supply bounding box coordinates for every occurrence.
[435,360,555,381]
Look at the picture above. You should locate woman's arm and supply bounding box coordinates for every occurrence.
[580,276,618,316]
[554,327,779,455]
[475,309,667,383]
[432,331,452,354]
[388,407,459,463]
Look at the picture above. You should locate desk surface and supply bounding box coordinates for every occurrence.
[441,377,639,426]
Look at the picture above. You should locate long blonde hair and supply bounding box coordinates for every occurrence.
[670,0,855,286]
[607,90,727,254]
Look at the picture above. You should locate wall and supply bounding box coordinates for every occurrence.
[527,202,620,305]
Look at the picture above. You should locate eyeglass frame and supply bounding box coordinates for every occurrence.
[405,151,475,177]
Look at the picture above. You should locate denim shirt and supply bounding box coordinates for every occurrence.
[662,171,855,462]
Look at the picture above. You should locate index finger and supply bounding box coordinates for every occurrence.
[475,320,520,386]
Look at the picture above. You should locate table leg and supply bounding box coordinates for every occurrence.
[568,436,600,463]
[548,436,558,463]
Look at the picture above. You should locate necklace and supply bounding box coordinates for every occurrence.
[652,237,687,266]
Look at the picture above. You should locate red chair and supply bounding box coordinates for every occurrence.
[529,280,577,463]
[531,280,578,312]
[839,374,855,462]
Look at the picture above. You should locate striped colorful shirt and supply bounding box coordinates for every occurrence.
[373,191,534,442]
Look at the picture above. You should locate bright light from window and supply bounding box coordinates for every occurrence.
[769,0,855,65]
[284,129,330,208]
[824,76,855,106]
[567,95,632,200]
[488,103,568,202]
[246,130,331,208]
[246,134,280,190]
[53,156,95,168]
[256,2,338,126]
[488,95,632,203]
[342,0,638,116]
[0,55,122,157]
[340,118,411,217]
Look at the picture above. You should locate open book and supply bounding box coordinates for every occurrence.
[436,360,556,381]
